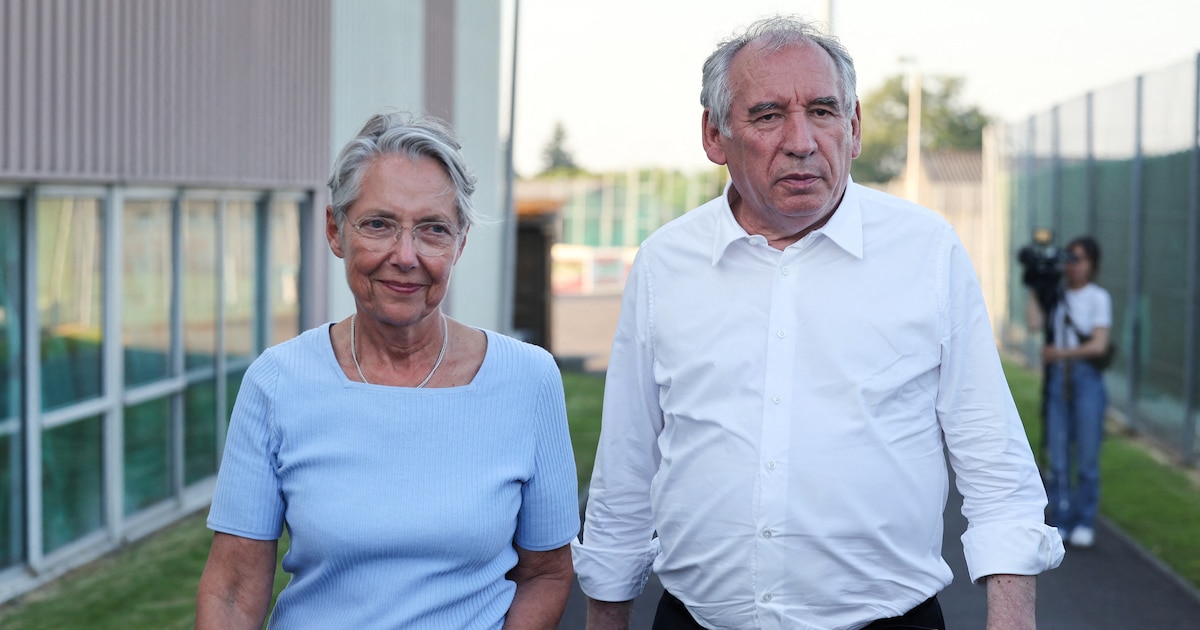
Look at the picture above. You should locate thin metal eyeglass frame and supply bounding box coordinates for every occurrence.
[349,218,461,256]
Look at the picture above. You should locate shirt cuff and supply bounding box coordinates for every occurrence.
[961,520,1065,583]
[571,538,661,602]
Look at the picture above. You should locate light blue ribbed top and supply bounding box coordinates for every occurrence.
[208,324,580,629]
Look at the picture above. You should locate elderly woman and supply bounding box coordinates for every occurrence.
[196,113,579,629]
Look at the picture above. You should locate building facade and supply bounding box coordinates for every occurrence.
[0,0,509,602]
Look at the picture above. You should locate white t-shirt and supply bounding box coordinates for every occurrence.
[1054,283,1113,349]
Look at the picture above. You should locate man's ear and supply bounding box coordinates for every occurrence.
[326,205,345,259]
[850,100,863,159]
[701,109,729,166]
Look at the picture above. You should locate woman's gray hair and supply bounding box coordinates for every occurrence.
[701,15,857,136]
[328,111,478,230]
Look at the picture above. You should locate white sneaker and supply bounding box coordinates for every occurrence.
[1069,526,1095,548]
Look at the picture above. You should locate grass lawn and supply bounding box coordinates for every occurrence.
[0,362,1196,628]
[562,370,605,493]
[0,511,293,630]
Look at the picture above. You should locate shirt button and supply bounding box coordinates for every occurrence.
[776,329,785,338]
[781,266,790,275]
[772,395,781,404]
[762,593,773,602]
[762,529,773,539]
[767,461,777,470]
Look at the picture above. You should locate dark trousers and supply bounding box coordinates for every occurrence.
[652,590,946,630]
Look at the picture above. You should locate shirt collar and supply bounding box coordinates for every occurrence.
[709,177,865,266]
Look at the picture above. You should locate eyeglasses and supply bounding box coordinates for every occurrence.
[349,216,461,256]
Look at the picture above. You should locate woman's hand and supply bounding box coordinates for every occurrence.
[1042,326,1109,364]
[502,544,574,630]
[196,532,278,630]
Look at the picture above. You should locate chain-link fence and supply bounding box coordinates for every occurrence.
[990,54,1200,465]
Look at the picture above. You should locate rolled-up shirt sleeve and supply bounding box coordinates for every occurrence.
[935,235,1065,582]
[572,252,665,601]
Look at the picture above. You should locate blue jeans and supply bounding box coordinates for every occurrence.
[1044,359,1107,531]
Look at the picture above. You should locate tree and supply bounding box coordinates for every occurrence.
[539,121,581,176]
[852,74,991,183]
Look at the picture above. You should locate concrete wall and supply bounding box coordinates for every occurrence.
[327,0,510,332]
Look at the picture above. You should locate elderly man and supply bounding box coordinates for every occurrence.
[572,15,1064,630]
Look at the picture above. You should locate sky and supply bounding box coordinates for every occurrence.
[508,0,1200,176]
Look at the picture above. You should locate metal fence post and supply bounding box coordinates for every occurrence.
[1051,105,1062,241]
[1085,92,1097,236]
[1182,53,1200,466]
[1024,118,1038,366]
[1126,75,1146,432]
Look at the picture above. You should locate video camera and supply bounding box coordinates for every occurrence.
[1018,227,1075,316]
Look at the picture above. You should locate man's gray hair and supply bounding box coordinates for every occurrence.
[700,15,857,136]
[328,111,478,230]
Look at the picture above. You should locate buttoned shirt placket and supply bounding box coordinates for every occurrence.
[751,234,810,621]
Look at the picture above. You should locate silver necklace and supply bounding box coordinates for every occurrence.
[350,313,448,388]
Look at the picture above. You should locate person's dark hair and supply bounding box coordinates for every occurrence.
[700,15,857,136]
[1068,235,1101,279]
[328,111,478,231]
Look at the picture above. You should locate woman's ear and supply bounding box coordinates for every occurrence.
[452,226,469,263]
[326,205,345,259]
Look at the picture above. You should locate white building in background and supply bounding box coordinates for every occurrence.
[0,0,511,602]
[329,0,513,329]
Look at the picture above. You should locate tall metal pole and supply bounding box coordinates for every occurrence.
[905,68,922,203]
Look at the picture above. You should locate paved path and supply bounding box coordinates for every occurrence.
[551,294,1200,629]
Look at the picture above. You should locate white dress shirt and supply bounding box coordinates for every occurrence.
[572,181,1064,630]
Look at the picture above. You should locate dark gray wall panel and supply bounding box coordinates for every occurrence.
[0,0,331,188]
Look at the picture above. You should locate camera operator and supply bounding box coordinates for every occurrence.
[1025,235,1112,549]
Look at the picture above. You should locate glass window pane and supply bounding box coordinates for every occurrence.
[124,397,171,514]
[226,367,247,428]
[42,416,104,553]
[184,379,216,484]
[225,201,257,361]
[38,197,104,411]
[183,200,218,370]
[1,199,20,419]
[0,198,22,568]
[0,431,21,568]
[270,200,301,346]
[123,200,173,386]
